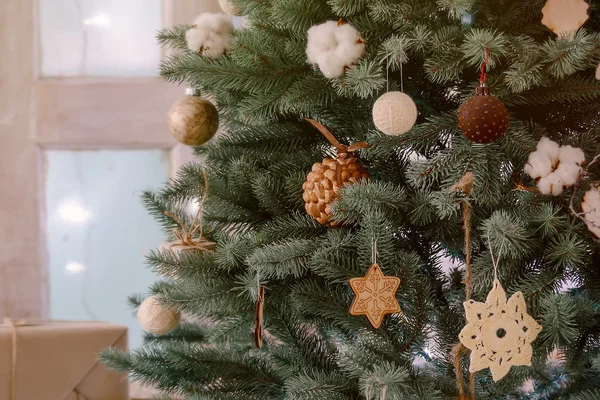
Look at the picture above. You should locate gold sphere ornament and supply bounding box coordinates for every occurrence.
[137,295,181,335]
[372,91,418,136]
[458,85,509,144]
[541,0,589,38]
[168,90,219,146]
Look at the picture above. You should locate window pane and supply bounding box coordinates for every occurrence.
[45,150,169,348]
[39,0,161,77]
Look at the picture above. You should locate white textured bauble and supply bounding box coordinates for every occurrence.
[137,295,181,335]
[372,91,418,135]
[168,96,219,146]
[218,0,241,15]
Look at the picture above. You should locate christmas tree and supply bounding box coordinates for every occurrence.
[101,0,600,398]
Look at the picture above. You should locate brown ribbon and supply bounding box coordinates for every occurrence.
[305,119,370,185]
[163,172,216,252]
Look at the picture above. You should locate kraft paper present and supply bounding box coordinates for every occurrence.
[0,320,128,400]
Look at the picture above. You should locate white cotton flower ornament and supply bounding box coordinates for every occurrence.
[559,145,585,166]
[306,20,365,79]
[186,13,233,58]
[536,137,560,163]
[524,137,585,196]
[523,152,553,180]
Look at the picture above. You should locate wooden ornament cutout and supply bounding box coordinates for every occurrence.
[541,0,589,38]
[349,263,401,328]
[582,188,600,238]
[254,286,265,348]
[459,279,542,381]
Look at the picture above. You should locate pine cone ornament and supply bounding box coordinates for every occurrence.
[302,120,370,227]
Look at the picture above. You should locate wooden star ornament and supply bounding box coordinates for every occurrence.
[349,263,401,328]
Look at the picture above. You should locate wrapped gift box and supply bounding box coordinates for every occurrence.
[0,320,128,400]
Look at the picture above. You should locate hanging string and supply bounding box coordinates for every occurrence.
[487,234,504,282]
[450,172,476,400]
[162,171,216,252]
[256,267,261,293]
[386,57,390,93]
[371,239,378,265]
[400,62,404,93]
[479,46,489,86]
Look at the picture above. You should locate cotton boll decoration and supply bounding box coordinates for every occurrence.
[558,145,586,166]
[372,91,418,135]
[536,136,560,163]
[537,174,564,196]
[138,295,181,334]
[554,163,582,186]
[524,137,585,196]
[306,20,364,79]
[186,13,233,58]
[582,188,600,238]
[524,152,553,180]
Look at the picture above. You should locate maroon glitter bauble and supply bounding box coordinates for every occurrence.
[458,86,509,144]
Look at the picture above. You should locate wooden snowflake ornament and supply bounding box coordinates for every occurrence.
[459,279,542,381]
[582,188,600,238]
[541,0,589,38]
[349,263,401,328]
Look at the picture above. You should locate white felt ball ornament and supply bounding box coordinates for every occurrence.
[306,20,364,79]
[185,13,233,58]
[372,91,418,135]
[137,295,181,334]
[218,0,241,16]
